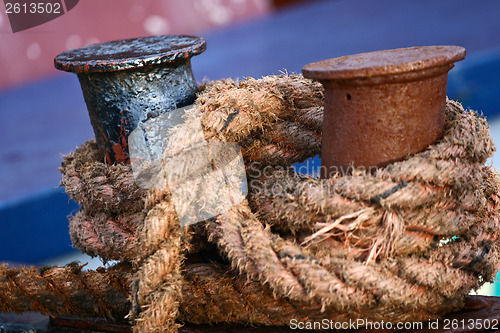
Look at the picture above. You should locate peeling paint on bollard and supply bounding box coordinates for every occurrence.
[303,45,465,177]
[54,35,206,164]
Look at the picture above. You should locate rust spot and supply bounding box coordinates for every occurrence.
[111,142,129,164]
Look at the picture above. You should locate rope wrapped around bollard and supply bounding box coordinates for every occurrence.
[0,74,499,333]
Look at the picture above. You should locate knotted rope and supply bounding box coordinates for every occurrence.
[1,74,499,333]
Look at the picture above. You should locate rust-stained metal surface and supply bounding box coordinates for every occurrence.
[54,35,206,73]
[54,35,206,164]
[302,45,465,177]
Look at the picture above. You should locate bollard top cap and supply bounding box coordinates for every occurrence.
[302,45,465,82]
[54,35,206,73]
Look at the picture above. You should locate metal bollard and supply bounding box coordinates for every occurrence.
[303,45,465,177]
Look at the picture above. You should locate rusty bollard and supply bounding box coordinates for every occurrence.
[55,35,206,164]
[303,45,466,178]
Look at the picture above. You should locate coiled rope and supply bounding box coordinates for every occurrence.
[1,74,499,333]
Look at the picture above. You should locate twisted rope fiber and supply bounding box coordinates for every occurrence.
[0,75,499,333]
